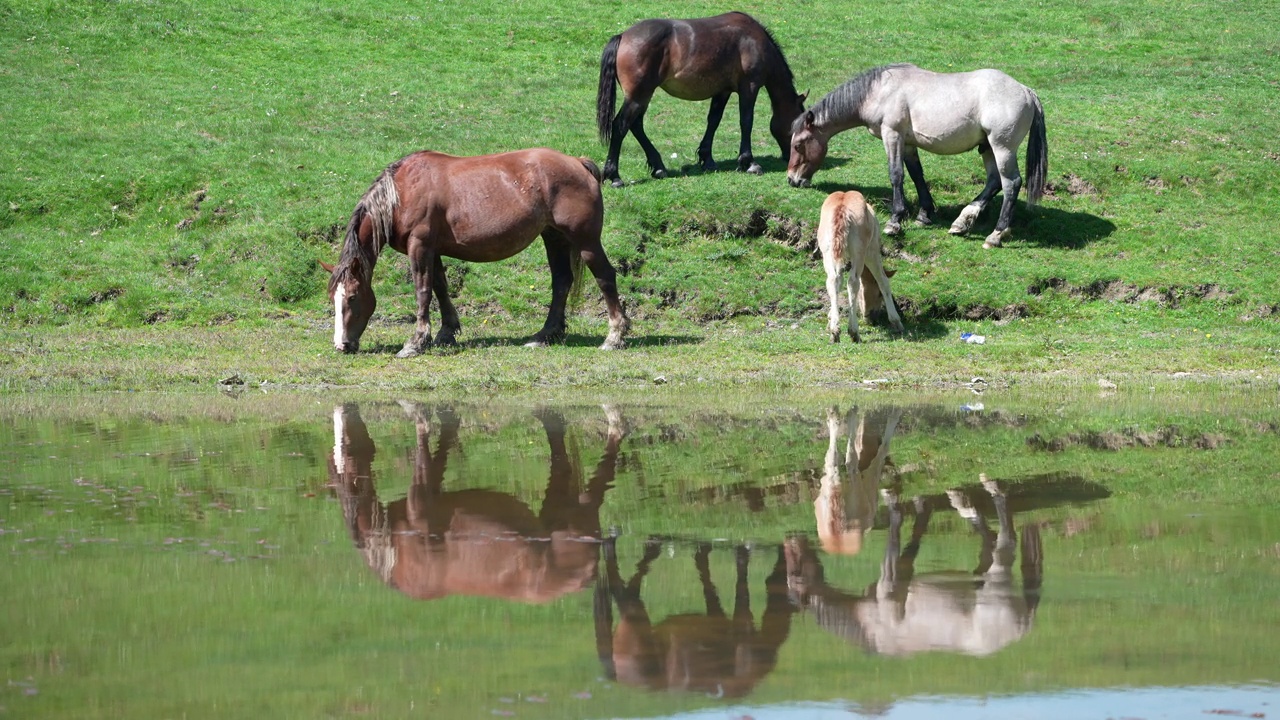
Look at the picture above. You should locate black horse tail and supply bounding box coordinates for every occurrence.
[596,33,622,146]
[1025,91,1048,206]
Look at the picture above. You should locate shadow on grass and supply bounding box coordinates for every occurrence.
[790,180,1116,250]
[606,155,850,187]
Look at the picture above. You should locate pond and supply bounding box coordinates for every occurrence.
[1,390,1277,719]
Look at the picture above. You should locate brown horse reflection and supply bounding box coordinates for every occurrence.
[328,402,625,602]
[788,475,1060,657]
[814,406,902,556]
[593,539,795,698]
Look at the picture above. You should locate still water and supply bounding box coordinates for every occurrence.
[1,392,1277,719]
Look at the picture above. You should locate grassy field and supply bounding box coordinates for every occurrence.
[1,0,1278,391]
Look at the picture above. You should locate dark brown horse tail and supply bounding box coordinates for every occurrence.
[578,156,603,184]
[597,33,622,146]
[1025,91,1048,206]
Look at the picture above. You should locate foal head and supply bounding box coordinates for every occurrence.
[786,110,829,187]
[323,257,376,354]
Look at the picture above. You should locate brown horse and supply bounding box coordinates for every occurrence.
[322,149,630,357]
[594,538,794,698]
[596,12,807,187]
[328,402,626,603]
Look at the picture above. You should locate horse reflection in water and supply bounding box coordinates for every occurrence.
[788,473,1050,657]
[328,402,625,602]
[594,539,795,698]
[814,406,903,556]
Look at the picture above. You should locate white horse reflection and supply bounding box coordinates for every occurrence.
[789,475,1043,657]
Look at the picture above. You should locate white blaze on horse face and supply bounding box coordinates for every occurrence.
[333,283,348,350]
[332,406,347,475]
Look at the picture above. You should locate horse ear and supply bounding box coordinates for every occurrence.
[800,90,809,105]
[804,110,815,128]
[319,260,335,274]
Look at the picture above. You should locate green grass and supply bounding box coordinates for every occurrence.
[1,0,1278,391]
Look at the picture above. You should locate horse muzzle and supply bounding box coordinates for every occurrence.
[337,341,360,354]
[787,173,811,188]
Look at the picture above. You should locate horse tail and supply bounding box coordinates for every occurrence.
[578,156,603,184]
[597,33,622,146]
[818,196,848,268]
[1025,91,1048,206]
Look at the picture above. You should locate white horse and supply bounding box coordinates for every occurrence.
[816,191,905,343]
[789,64,1047,249]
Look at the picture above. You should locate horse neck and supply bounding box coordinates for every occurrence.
[815,102,866,135]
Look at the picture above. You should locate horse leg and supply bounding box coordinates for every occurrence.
[732,544,754,627]
[431,255,461,346]
[862,237,905,334]
[694,542,726,618]
[629,110,669,181]
[823,255,844,343]
[396,236,435,358]
[605,95,666,187]
[880,131,908,236]
[579,242,630,350]
[950,142,1001,236]
[735,84,764,174]
[902,146,935,226]
[845,255,861,343]
[984,144,1023,249]
[528,232,572,347]
[697,92,731,173]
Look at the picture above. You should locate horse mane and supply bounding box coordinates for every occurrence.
[753,18,797,93]
[329,159,403,293]
[801,64,906,132]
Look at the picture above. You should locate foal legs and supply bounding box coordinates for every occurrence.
[823,257,846,343]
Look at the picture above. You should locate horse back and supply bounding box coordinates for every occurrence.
[618,12,771,99]
[818,191,876,268]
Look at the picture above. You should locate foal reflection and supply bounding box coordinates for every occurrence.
[594,540,795,698]
[815,406,902,556]
[328,402,625,602]
[788,475,1043,657]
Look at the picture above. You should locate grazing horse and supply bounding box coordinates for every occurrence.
[596,12,807,187]
[594,538,794,698]
[787,477,1045,657]
[814,406,902,555]
[322,148,630,357]
[816,191,905,343]
[788,64,1047,248]
[328,402,626,603]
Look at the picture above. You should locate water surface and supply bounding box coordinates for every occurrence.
[2,392,1277,719]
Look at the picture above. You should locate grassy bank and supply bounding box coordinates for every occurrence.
[1,0,1278,391]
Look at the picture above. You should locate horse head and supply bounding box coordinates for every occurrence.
[786,110,828,187]
[324,256,375,353]
[769,90,808,164]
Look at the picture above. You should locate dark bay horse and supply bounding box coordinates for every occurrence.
[328,402,627,602]
[596,12,807,187]
[788,64,1047,248]
[322,148,630,357]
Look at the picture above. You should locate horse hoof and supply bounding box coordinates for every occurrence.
[983,229,1009,248]
[883,222,902,237]
[745,163,763,175]
[915,211,933,227]
[610,179,625,189]
[524,339,550,348]
[830,333,840,344]
[600,337,626,350]
[651,169,667,180]
[395,346,422,359]
[702,160,718,173]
